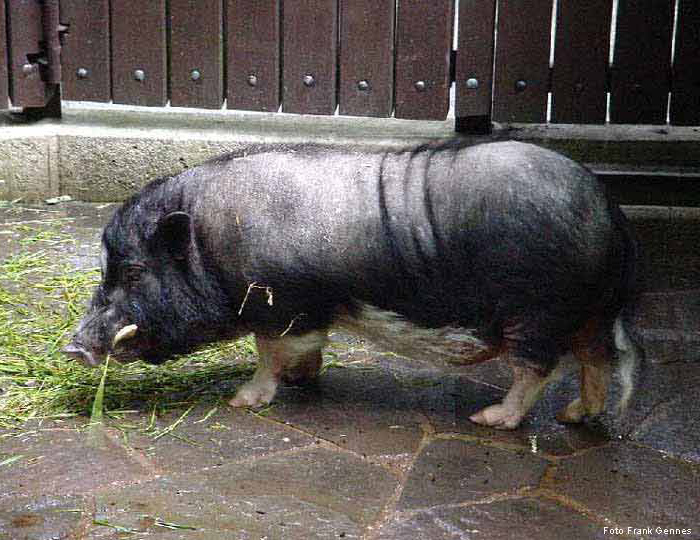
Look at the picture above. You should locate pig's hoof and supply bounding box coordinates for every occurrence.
[229,380,276,408]
[469,404,523,430]
[556,398,586,424]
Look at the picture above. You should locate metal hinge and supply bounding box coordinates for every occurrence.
[37,0,69,85]
[9,0,69,118]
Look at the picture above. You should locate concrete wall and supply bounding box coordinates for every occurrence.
[3,103,700,203]
[1,105,456,202]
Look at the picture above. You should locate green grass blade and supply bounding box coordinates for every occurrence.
[90,356,110,425]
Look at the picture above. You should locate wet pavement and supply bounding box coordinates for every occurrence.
[0,201,699,540]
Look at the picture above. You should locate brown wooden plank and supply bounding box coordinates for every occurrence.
[492,0,552,123]
[226,0,279,112]
[111,0,166,106]
[0,0,7,108]
[394,0,453,120]
[551,0,612,124]
[170,0,223,109]
[670,0,700,126]
[8,0,50,107]
[59,0,110,102]
[610,0,674,125]
[338,0,394,117]
[455,0,496,119]
[282,0,337,115]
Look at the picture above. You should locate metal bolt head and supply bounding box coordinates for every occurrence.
[466,78,479,90]
[574,81,584,93]
[133,69,146,82]
[515,79,527,92]
[302,74,315,87]
[247,74,258,87]
[357,79,370,91]
[76,67,89,79]
[190,69,201,81]
[414,80,426,92]
[21,63,37,76]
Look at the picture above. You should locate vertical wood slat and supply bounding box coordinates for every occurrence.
[610,0,674,125]
[282,0,337,115]
[7,0,49,107]
[226,0,279,112]
[492,0,552,123]
[670,1,700,126]
[455,0,496,120]
[394,0,453,120]
[111,0,167,106]
[338,0,394,117]
[59,0,111,102]
[170,0,223,109]
[551,0,611,124]
[0,0,7,108]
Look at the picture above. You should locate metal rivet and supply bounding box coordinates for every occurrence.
[357,79,370,91]
[414,80,426,92]
[190,69,201,81]
[133,69,146,82]
[303,74,315,87]
[76,67,89,79]
[466,78,479,90]
[515,79,527,92]
[22,63,36,76]
[632,83,642,92]
[247,74,258,87]
[574,82,584,93]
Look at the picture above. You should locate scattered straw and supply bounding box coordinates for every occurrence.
[237,281,273,316]
[0,234,257,428]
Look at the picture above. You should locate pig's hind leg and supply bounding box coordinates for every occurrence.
[469,325,574,430]
[229,330,327,408]
[469,360,560,430]
[556,319,612,424]
[557,315,640,424]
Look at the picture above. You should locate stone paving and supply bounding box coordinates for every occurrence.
[0,202,699,540]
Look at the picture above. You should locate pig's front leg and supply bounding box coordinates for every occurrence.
[229,330,327,408]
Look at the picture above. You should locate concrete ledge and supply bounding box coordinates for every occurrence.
[1,104,457,202]
[2,103,700,202]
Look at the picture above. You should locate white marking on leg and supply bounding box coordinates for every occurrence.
[229,330,327,408]
[470,358,567,430]
[613,316,638,414]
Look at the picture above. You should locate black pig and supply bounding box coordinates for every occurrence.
[64,141,641,429]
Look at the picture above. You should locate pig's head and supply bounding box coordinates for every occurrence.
[63,191,233,367]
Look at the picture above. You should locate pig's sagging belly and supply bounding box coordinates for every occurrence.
[334,303,493,368]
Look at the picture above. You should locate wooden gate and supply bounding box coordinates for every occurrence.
[1,0,699,130]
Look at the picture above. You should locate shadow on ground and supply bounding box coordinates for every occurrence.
[0,202,698,540]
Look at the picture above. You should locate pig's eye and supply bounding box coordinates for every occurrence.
[123,264,145,286]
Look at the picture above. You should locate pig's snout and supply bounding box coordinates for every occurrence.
[61,342,101,367]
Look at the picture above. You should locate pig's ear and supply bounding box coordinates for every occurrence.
[156,211,191,260]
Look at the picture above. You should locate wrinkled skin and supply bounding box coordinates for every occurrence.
[64,141,642,429]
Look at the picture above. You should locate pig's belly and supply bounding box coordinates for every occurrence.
[334,303,493,367]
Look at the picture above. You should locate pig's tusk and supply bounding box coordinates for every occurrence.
[112,324,138,348]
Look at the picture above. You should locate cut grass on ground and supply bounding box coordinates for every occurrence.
[0,244,257,428]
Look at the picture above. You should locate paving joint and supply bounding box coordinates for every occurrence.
[72,496,98,540]
[533,487,620,530]
[434,431,555,460]
[101,426,163,477]
[624,440,700,469]
[387,487,535,518]
[363,429,435,540]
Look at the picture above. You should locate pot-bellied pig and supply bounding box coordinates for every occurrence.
[63,140,642,429]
